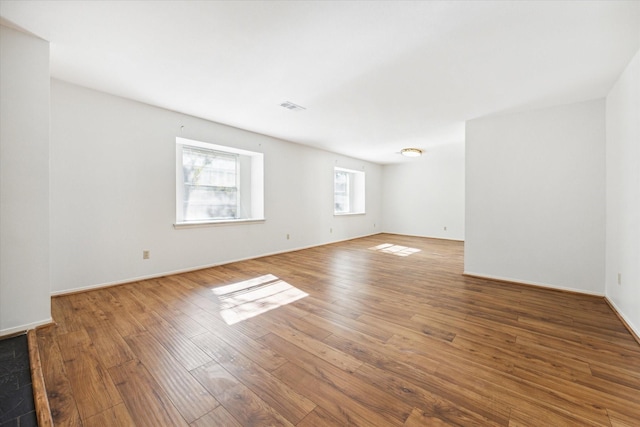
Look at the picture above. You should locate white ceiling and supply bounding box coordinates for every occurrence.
[1,1,638,164]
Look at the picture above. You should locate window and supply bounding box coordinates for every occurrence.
[176,138,264,224]
[334,170,350,213]
[334,167,365,215]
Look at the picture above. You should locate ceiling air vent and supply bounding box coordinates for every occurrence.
[280,101,306,111]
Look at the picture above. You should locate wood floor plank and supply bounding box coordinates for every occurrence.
[124,332,219,423]
[55,329,122,420]
[264,320,364,373]
[190,319,288,372]
[354,362,508,426]
[217,385,295,427]
[353,361,511,426]
[456,313,604,373]
[36,327,82,427]
[192,361,294,427]
[449,334,568,377]
[517,314,640,352]
[263,333,412,425]
[294,301,395,341]
[515,332,640,369]
[607,408,640,427]
[181,324,316,423]
[191,360,241,397]
[185,302,271,343]
[135,284,210,338]
[273,361,402,427]
[37,234,640,427]
[589,361,640,391]
[82,319,135,369]
[511,365,640,421]
[135,310,213,371]
[410,311,517,349]
[190,406,243,427]
[296,407,345,427]
[108,359,188,427]
[295,294,362,320]
[219,351,316,423]
[435,362,612,426]
[250,308,333,342]
[106,284,158,326]
[403,407,450,427]
[50,297,85,336]
[92,288,146,338]
[82,403,136,427]
[65,292,106,325]
[323,326,441,375]
[508,406,607,427]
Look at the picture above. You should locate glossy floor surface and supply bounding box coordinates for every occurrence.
[37,234,640,426]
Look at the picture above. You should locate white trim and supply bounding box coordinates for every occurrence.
[174,218,266,229]
[51,232,381,296]
[0,318,53,338]
[333,212,366,217]
[605,296,640,341]
[176,137,260,157]
[382,232,464,242]
[334,166,360,173]
[462,271,605,296]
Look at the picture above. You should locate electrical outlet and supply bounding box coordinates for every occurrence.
[286,234,290,240]
[330,228,333,233]
[617,273,622,285]
[143,250,150,260]
[444,226,447,231]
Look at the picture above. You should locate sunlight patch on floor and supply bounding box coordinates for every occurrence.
[212,274,308,325]
[369,243,421,257]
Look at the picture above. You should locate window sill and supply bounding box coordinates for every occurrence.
[174,218,266,229]
[334,212,366,216]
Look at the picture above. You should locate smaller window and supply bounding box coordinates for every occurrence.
[334,167,365,215]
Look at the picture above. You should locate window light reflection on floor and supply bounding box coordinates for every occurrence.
[211,274,308,325]
[369,243,421,257]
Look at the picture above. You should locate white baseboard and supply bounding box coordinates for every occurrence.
[0,317,53,338]
[604,296,640,344]
[463,271,605,297]
[51,232,381,296]
[381,231,464,242]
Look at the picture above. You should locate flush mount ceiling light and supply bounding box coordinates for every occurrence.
[280,101,306,112]
[400,148,423,157]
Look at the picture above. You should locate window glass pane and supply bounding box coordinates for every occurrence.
[334,167,365,215]
[182,146,238,220]
[334,170,350,213]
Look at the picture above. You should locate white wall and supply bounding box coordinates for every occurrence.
[382,142,465,241]
[0,25,52,335]
[465,99,606,294]
[50,80,381,294]
[606,49,640,336]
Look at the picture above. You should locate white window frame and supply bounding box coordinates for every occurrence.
[334,167,365,215]
[175,137,264,227]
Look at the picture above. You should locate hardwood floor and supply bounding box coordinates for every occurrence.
[37,234,640,426]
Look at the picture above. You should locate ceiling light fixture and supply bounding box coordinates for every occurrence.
[400,148,423,157]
